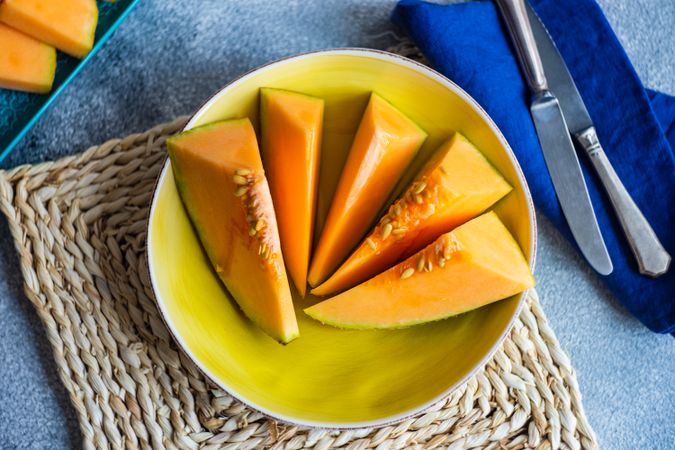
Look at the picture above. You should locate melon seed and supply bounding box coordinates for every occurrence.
[234,186,248,197]
[394,204,402,216]
[443,247,453,259]
[426,203,436,216]
[426,259,433,272]
[236,168,252,176]
[366,238,376,250]
[233,174,248,185]
[413,181,427,194]
[381,217,391,225]
[249,227,257,236]
[438,256,446,268]
[255,219,264,231]
[416,255,425,272]
[400,267,415,280]
[414,194,423,204]
[392,227,407,236]
[381,223,393,240]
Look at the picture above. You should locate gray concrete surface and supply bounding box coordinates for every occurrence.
[0,1,673,448]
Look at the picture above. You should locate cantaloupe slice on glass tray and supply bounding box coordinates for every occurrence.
[305,212,535,329]
[312,133,512,296]
[308,93,427,288]
[0,23,55,93]
[167,118,299,344]
[0,0,98,58]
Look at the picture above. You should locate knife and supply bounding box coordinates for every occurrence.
[525,3,671,277]
[494,0,613,275]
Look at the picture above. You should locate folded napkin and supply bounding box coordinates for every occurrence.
[393,0,674,334]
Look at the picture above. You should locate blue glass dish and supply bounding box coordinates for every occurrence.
[0,0,141,162]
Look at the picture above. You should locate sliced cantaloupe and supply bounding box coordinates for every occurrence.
[0,0,98,59]
[305,212,534,329]
[308,93,427,287]
[167,119,299,344]
[312,133,512,296]
[0,23,55,93]
[260,88,324,296]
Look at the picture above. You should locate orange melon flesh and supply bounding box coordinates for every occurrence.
[308,93,427,287]
[312,133,512,296]
[0,23,55,93]
[260,88,324,296]
[167,119,299,344]
[0,0,98,58]
[305,212,534,329]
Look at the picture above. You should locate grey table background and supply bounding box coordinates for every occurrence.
[0,1,673,448]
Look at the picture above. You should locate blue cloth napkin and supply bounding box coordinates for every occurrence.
[393,0,675,334]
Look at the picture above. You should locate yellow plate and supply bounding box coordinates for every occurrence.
[147,49,536,428]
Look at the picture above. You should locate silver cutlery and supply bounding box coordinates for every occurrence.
[495,0,613,275]
[524,2,671,277]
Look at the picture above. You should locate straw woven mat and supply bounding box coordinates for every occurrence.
[0,48,598,450]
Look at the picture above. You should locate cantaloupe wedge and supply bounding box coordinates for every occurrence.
[305,212,534,329]
[308,93,427,287]
[312,133,512,296]
[260,88,324,296]
[167,119,299,344]
[0,23,55,93]
[0,0,98,59]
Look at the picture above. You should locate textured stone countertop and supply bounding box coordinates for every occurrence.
[0,1,673,449]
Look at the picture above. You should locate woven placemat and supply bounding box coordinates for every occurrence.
[0,59,598,450]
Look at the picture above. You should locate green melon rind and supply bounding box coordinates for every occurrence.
[305,213,534,330]
[32,42,57,93]
[304,266,531,330]
[80,1,99,57]
[451,133,513,197]
[260,86,324,102]
[43,45,57,91]
[303,286,529,331]
[165,120,247,272]
[303,303,473,331]
[166,119,298,344]
[371,92,428,138]
[310,132,513,297]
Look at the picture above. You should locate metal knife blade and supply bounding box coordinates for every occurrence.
[525,5,591,134]
[526,2,671,277]
[495,0,613,275]
[530,94,613,275]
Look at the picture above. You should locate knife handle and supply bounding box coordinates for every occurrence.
[494,0,548,93]
[576,127,671,277]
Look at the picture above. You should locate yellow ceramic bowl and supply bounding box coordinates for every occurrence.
[148,49,536,428]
